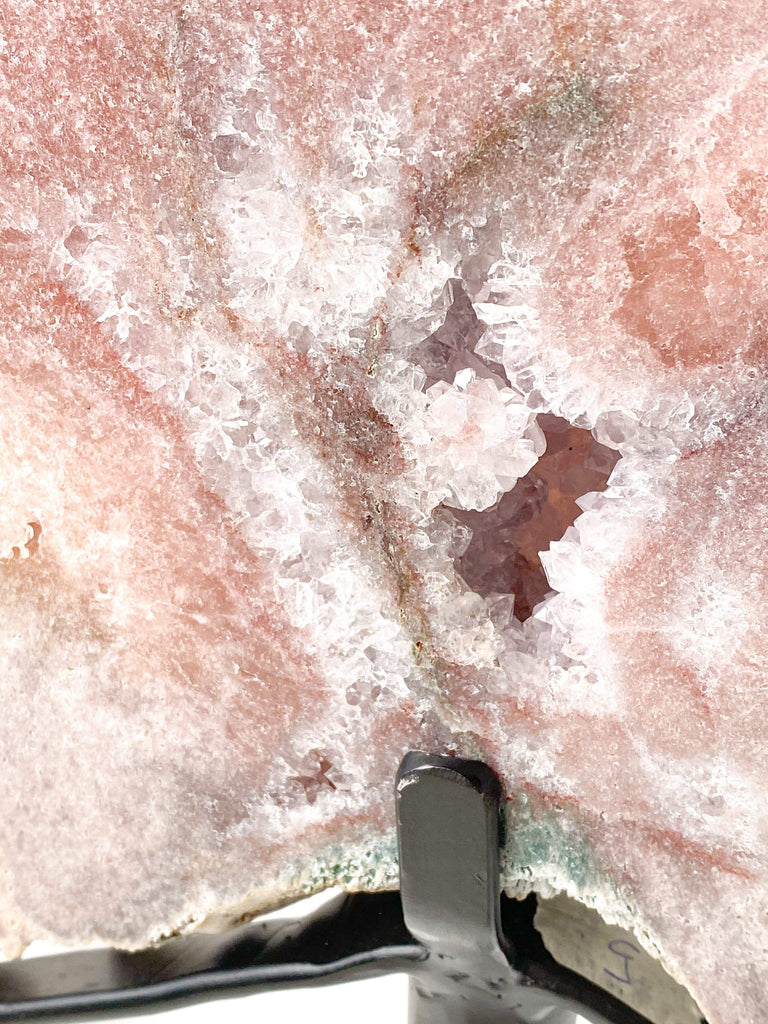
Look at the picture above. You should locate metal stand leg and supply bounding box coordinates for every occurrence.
[397,751,516,1023]
[396,752,633,1024]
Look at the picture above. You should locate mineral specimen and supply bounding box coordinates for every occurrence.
[1,1,767,1022]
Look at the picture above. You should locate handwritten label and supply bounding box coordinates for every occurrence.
[604,938,641,984]
[534,894,704,1024]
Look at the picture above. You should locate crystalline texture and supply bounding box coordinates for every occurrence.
[1,2,768,1022]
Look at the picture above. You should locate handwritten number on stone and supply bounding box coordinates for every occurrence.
[604,939,641,985]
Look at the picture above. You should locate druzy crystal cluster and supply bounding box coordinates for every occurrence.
[1,2,767,1021]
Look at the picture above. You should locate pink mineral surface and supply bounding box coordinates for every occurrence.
[2,1,768,1021]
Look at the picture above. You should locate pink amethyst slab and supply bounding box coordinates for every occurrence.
[2,2,768,1021]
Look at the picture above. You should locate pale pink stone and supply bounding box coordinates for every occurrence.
[1,2,768,1022]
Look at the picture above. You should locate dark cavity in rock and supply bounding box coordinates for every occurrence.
[447,416,620,621]
[412,278,509,388]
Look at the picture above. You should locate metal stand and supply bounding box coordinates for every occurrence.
[397,752,651,1024]
[0,754,668,1023]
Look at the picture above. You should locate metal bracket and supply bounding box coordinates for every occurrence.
[396,752,652,1024]
[0,754,665,1023]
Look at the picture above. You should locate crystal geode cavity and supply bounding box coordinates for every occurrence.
[1,2,768,1022]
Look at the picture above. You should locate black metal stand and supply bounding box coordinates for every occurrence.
[0,754,666,1023]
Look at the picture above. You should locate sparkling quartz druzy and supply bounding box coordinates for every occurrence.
[2,1,768,1021]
